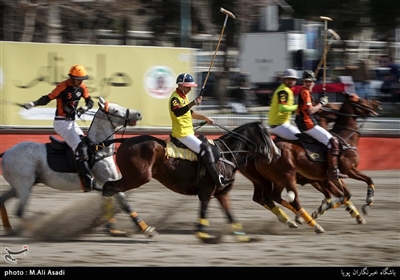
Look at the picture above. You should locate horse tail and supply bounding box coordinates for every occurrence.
[0,189,17,232]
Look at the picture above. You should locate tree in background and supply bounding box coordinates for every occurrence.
[1,0,399,46]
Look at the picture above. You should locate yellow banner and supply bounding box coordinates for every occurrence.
[0,42,197,128]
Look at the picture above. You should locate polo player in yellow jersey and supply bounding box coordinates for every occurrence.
[268,69,301,140]
[169,73,234,190]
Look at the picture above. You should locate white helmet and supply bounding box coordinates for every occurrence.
[283,69,299,79]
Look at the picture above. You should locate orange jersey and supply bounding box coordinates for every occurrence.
[295,86,317,131]
[34,79,93,119]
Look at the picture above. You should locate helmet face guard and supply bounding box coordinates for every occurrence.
[302,70,316,81]
[176,73,197,87]
[68,64,89,80]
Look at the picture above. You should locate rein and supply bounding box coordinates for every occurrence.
[212,122,264,152]
[321,107,360,118]
[210,122,274,169]
[329,99,377,143]
[91,108,131,158]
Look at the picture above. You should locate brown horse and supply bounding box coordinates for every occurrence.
[239,93,380,233]
[306,98,381,221]
[100,121,278,243]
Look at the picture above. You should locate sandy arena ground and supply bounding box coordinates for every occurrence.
[0,171,399,271]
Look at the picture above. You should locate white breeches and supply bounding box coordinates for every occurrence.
[177,134,202,154]
[53,119,84,152]
[303,125,333,146]
[269,122,301,140]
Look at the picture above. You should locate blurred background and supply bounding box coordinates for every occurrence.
[1,0,399,114]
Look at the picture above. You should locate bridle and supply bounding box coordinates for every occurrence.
[102,108,131,130]
[206,122,274,170]
[329,99,379,141]
[88,107,132,158]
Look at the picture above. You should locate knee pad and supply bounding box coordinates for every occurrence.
[328,137,339,155]
[76,141,89,160]
[199,142,214,163]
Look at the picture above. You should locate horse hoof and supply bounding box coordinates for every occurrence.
[235,235,258,243]
[196,232,222,244]
[356,215,366,225]
[197,231,211,239]
[314,224,325,234]
[362,204,371,215]
[109,229,131,237]
[286,220,298,228]
[143,226,158,238]
[295,215,304,225]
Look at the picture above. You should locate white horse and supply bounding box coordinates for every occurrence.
[0,97,156,237]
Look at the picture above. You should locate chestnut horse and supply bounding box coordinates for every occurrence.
[239,93,380,233]
[100,121,278,243]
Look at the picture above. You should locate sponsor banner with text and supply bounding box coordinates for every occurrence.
[0,41,197,128]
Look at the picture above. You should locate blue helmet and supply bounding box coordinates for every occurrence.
[176,73,198,87]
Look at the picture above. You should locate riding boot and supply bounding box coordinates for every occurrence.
[326,137,348,180]
[76,142,96,192]
[200,142,234,190]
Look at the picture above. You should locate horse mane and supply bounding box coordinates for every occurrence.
[219,121,264,141]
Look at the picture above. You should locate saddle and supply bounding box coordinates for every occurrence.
[165,135,220,163]
[275,134,327,162]
[294,133,327,162]
[45,136,95,173]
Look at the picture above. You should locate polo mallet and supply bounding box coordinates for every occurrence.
[1,99,24,107]
[320,16,333,94]
[198,7,236,97]
[314,29,341,78]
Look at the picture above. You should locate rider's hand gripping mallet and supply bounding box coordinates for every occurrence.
[198,7,236,97]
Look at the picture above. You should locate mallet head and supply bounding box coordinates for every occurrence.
[328,29,341,40]
[320,16,333,21]
[220,7,236,19]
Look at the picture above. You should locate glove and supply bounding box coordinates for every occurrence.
[23,102,35,110]
[319,96,329,106]
[190,96,202,107]
[77,106,88,116]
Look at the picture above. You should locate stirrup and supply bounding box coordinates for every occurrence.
[328,169,348,180]
[217,176,234,190]
[83,178,96,192]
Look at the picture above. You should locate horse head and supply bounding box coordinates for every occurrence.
[97,96,142,127]
[341,92,381,118]
[330,92,381,140]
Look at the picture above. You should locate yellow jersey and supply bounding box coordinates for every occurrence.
[169,89,194,137]
[268,84,296,126]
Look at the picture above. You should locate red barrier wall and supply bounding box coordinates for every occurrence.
[1,133,399,174]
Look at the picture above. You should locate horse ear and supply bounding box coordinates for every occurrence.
[350,94,359,102]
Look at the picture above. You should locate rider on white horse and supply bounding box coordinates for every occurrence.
[23,64,97,192]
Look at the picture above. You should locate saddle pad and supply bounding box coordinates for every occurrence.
[46,143,77,173]
[165,139,215,161]
[298,141,326,162]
